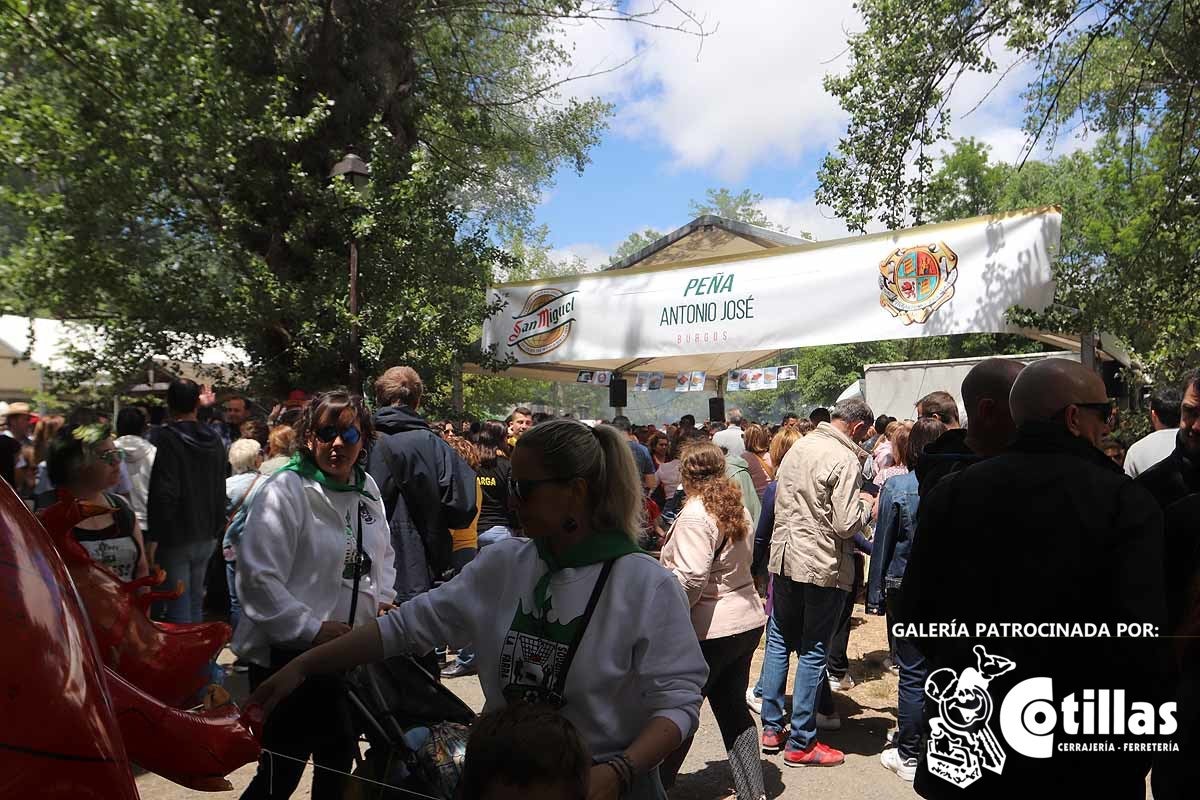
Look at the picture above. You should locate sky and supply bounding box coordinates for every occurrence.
[534,0,1082,270]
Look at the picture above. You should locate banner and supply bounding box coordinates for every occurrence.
[481,209,1059,365]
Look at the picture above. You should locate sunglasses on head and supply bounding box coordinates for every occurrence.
[315,425,361,446]
[508,476,573,501]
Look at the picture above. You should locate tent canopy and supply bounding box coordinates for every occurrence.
[475,207,1064,391]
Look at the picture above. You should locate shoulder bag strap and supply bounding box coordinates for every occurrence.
[224,474,261,533]
[347,503,366,625]
[552,557,617,699]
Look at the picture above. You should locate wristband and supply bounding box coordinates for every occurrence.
[602,753,635,795]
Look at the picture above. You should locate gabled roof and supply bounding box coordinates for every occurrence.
[604,214,814,272]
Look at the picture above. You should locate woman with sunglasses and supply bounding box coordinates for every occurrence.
[42,423,148,582]
[247,418,707,800]
[233,391,396,800]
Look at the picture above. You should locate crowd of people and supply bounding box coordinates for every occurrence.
[2,354,1196,800]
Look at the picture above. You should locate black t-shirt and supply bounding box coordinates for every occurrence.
[0,434,20,488]
[477,456,516,532]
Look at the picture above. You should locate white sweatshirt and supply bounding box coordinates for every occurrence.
[377,537,708,758]
[233,470,397,666]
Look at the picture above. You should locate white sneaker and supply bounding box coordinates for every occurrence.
[880,748,917,781]
[745,688,762,715]
[828,673,855,692]
[816,712,841,731]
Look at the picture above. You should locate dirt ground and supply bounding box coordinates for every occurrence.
[136,610,916,800]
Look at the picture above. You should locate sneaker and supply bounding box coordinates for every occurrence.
[745,688,763,715]
[783,742,844,767]
[828,672,856,692]
[885,727,898,747]
[440,661,477,679]
[880,748,917,781]
[760,729,786,753]
[816,712,841,731]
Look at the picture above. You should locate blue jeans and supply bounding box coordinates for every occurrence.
[226,560,241,634]
[754,612,790,713]
[888,594,928,761]
[456,526,512,669]
[767,577,847,750]
[154,539,216,624]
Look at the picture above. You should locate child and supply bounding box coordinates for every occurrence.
[459,703,590,800]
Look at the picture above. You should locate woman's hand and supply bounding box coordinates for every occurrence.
[245,660,307,725]
[587,764,621,800]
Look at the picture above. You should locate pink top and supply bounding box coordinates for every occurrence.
[660,498,766,640]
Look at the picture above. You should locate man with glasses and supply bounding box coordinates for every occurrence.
[901,358,1165,799]
[146,379,228,624]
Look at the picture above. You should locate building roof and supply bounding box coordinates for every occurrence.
[604,214,815,272]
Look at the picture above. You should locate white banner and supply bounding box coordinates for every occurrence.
[482,208,1059,365]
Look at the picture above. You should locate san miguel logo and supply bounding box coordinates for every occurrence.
[507,287,578,356]
[879,242,959,325]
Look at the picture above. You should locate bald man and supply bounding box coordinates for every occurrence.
[901,358,1166,799]
[915,358,1026,497]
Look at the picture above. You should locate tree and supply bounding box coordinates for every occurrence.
[689,187,780,230]
[817,0,1200,378]
[608,228,665,265]
[0,1,705,399]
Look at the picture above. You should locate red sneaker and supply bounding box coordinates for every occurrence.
[761,729,787,753]
[783,742,845,767]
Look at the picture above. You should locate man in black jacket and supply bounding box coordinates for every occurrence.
[901,358,1167,799]
[1137,369,1200,509]
[146,379,227,623]
[914,358,1025,497]
[369,366,477,607]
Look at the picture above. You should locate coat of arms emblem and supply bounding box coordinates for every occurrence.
[879,242,959,325]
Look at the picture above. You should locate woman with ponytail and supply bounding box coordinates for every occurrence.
[247,419,707,799]
[659,441,767,800]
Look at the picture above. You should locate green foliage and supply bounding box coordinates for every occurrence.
[0,0,618,397]
[689,187,778,230]
[608,228,665,265]
[818,0,1200,379]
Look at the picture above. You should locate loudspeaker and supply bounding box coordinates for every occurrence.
[709,397,725,422]
[609,378,628,408]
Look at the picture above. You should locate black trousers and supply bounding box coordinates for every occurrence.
[661,625,765,788]
[241,651,358,800]
[827,553,863,678]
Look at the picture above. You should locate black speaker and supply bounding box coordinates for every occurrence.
[609,378,627,408]
[709,397,725,422]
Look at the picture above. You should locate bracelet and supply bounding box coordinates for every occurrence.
[601,753,636,795]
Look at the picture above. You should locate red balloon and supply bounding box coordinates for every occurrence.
[0,484,139,799]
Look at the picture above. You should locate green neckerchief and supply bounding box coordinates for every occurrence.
[278,453,378,502]
[530,530,642,624]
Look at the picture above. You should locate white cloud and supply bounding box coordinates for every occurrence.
[549,242,611,271]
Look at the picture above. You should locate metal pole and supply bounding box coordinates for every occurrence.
[1081,330,1096,373]
[349,240,360,392]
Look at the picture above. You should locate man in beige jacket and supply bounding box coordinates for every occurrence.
[762,398,875,767]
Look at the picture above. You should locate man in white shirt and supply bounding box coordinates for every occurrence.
[1124,386,1181,478]
[713,409,746,458]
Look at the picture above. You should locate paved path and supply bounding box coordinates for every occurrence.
[136,611,917,799]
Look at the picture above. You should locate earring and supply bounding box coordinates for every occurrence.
[562,517,578,533]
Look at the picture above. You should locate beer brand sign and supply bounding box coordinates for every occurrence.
[507,288,578,356]
[481,208,1059,365]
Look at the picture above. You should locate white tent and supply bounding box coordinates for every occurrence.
[475,207,1067,392]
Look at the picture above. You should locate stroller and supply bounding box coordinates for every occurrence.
[343,654,477,800]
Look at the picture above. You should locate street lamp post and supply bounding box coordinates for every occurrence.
[330,152,370,391]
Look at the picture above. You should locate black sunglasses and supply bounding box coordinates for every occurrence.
[1056,401,1115,423]
[315,425,361,446]
[508,476,573,501]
